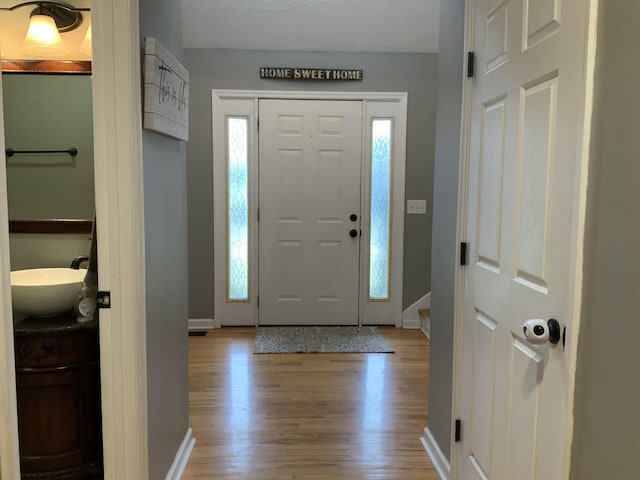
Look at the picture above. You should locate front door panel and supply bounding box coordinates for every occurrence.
[258,100,362,325]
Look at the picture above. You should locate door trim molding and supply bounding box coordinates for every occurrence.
[214,90,408,102]
[0,56,21,480]
[90,0,150,478]
[212,90,407,327]
[449,0,475,476]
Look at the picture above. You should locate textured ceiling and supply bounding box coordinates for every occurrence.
[182,0,440,53]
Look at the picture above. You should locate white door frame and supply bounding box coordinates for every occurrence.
[447,0,475,473]
[212,90,407,328]
[0,51,20,480]
[449,0,599,477]
[0,1,149,479]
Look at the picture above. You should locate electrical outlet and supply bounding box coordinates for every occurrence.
[407,199,427,214]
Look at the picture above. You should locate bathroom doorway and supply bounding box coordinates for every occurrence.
[0,0,149,477]
[3,69,103,477]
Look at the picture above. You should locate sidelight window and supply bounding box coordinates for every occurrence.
[226,116,250,301]
[368,118,393,301]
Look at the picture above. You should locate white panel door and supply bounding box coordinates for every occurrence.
[459,0,592,478]
[258,100,362,325]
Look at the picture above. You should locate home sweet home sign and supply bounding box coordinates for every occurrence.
[143,37,190,141]
[260,67,363,81]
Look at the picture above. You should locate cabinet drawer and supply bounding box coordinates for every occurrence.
[14,331,98,368]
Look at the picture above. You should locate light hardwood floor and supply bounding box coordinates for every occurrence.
[183,327,439,480]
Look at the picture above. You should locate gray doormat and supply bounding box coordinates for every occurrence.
[254,326,394,354]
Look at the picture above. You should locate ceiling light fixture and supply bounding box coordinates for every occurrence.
[0,2,90,57]
[78,22,91,56]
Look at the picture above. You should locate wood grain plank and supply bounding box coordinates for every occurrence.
[183,327,438,480]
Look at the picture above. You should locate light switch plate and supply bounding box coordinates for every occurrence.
[407,199,427,214]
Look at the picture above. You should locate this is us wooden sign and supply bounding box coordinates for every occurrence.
[143,37,189,141]
[260,67,363,81]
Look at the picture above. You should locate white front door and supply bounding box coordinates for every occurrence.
[458,0,593,478]
[258,99,362,325]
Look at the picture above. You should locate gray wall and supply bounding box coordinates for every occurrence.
[184,49,438,319]
[9,234,90,271]
[4,75,93,271]
[2,74,94,220]
[570,1,640,478]
[139,0,190,478]
[428,0,465,460]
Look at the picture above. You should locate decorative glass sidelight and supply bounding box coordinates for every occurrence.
[369,118,393,300]
[227,116,249,301]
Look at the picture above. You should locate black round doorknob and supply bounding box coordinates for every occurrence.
[349,229,358,238]
[350,214,358,222]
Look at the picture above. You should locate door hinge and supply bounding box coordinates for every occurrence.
[455,419,462,442]
[257,208,260,222]
[460,242,469,266]
[257,117,260,131]
[467,51,475,78]
[257,295,259,308]
[97,291,111,309]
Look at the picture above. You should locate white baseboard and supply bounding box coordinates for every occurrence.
[165,427,195,480]
[188,318,214,330]
[421,316,431,339]
[420,427,451,480]
[403,318,421,329]
[402,292,431,329]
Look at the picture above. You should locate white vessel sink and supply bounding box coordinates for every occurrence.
[11,268,87,317]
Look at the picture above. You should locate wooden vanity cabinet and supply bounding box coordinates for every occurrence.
[14,317,103,479]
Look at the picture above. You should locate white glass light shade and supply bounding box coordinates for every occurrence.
[78,23,91,57]
[23,14,67,56]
